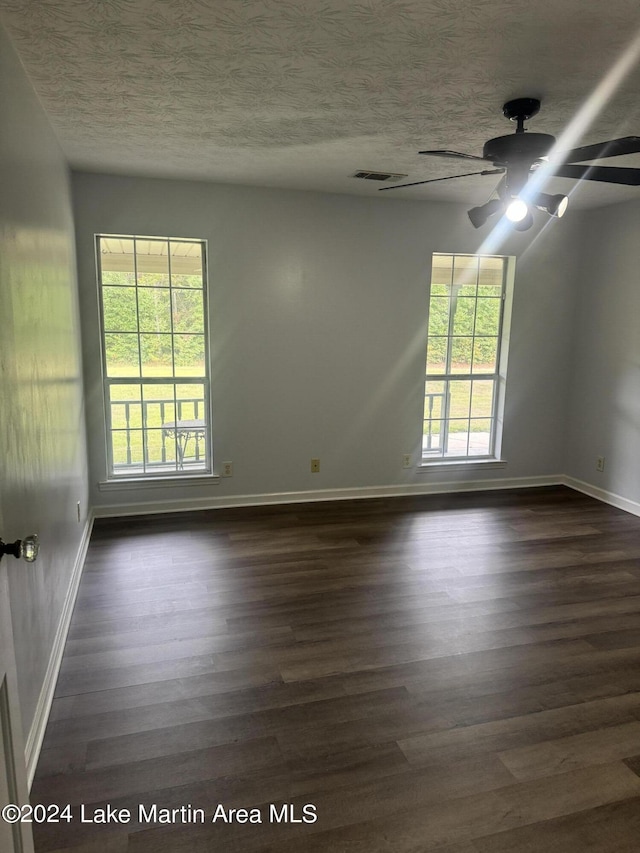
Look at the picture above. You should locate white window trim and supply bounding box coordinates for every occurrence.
[96,233,213,481]
[98,473,220,491]
[421,253,515,465]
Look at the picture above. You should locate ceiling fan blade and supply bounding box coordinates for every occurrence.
[378,168,504,191]
[555,136,640,163]
[551,164,640,185]
[418,149,490,163]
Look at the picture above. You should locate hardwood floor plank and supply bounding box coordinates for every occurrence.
[48,670,346,723]
[58,628,294,673]
[398,691,640,767]
[44,839,129,853]
[279,637,594,683]
[473,797,640,852]
[53,653,283,697]
[82,686,412,769]
[32,736,283,806]
[415,671,626,727]
[500,718,640,780]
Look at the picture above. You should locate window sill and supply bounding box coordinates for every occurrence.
[98,474,220,491]
[417,459,507,472]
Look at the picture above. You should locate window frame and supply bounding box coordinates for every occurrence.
[96,233,213,481]
[421,252,513,464]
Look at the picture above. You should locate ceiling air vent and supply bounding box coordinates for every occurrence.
[353,170,408,182]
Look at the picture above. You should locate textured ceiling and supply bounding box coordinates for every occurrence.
[3,0,640,207]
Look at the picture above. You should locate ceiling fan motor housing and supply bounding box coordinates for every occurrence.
[483,133,556,166]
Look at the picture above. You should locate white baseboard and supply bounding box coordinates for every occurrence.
[562,475,640,518]
[25,511,94,788]
[94,474,563,518]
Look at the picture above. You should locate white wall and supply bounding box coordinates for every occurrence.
[566,199,640,507]
[73,172,583,513]
[0,22,89,740]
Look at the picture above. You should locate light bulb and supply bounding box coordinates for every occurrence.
[505,198,529,223]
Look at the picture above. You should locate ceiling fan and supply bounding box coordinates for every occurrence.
[380,98,640,230]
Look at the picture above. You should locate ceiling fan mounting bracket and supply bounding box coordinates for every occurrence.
[503,98,541,124]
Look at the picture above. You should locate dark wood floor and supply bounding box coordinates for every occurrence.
[30,486,640,852]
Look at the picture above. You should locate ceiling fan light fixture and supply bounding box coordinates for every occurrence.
[534,192,569,218]
[505,197,529,222]
[467,198,503,229]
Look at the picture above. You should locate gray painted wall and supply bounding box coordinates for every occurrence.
[0,23,89,736]
[72,172,583,511]
[566,199,640,504]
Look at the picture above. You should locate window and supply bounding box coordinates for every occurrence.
[97,235,211,478]
[422,253,511,461]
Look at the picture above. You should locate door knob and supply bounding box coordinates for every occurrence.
[0,534,39,562]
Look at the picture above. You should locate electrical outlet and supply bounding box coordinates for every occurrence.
[310,458,320,473]
[76,501,81,523]
[222,461,233,477]
[596,456,605,472]
[402,454,412,469]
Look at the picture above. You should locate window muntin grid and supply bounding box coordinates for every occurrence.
[423,253,507,461]
[97,235,211,477]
